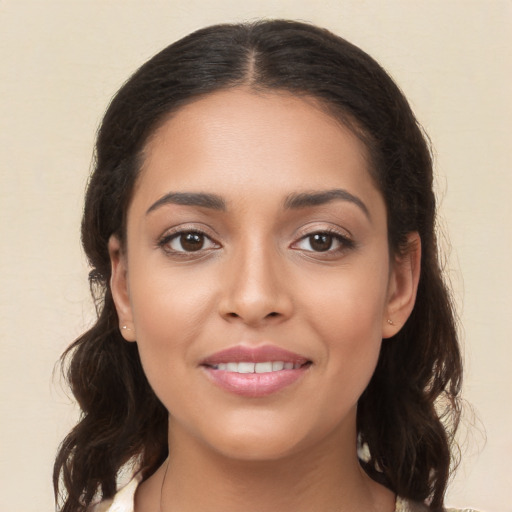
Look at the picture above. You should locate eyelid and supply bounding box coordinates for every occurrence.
[290,224,355,255]
[157,224,221,254]
[292,222,353,242]
[293,229,352,247]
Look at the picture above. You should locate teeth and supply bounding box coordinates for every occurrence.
[212,361,303,373]
[255,362,272,373]
[238,362,255,373]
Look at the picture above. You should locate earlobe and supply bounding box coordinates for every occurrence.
[382,232,421,338]
[108,235,136,342]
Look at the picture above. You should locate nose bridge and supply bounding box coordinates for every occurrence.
[220,232,291,325]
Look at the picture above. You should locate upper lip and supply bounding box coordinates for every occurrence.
[200,345,310,366]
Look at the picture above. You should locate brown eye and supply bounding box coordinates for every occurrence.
[292,230,354,256]
[161,230,218,253]
[179,232,205,251]
[309,233,333,252]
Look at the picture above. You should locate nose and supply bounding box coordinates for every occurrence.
[218,241,293,327]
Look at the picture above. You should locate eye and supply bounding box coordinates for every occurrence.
[159,230,219,253]
[292,231,354,254]
[303,233,336,252]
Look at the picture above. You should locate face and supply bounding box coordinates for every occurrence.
[110,88,419,462]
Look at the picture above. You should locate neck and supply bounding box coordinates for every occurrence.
[136,416,395,512]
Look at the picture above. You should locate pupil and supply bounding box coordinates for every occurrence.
[310,233,332,252]
[181,233,204,251]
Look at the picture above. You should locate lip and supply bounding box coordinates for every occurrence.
[200,345,311,397]
[201,345,309,365]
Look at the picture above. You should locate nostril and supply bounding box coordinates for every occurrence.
[222,310,284,323]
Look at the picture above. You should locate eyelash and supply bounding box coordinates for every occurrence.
[291,229,355,256]
[157,229,220,256]
[157,228,355,258]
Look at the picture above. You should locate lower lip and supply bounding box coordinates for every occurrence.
[202,366,309,397]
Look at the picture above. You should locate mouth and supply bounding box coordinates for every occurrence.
[206,361,309,372]
[200,345,312,397]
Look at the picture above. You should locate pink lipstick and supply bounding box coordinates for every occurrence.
[200,345,311,397]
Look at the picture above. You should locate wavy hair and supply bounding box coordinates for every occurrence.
[54,20,462,512]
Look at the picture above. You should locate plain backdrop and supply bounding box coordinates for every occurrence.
[0,1,510,511]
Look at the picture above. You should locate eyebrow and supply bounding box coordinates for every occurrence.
[284,189,370,219]
[146,188,369,218]
[146,192,226,214]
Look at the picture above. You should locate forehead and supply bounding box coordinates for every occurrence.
[134,88,380,212]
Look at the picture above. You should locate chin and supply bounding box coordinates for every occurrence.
[181,410,312,462]
[193,407,345,464]
[209,433,306,462]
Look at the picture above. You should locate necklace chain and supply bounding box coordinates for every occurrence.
[157,459,398,512]
[159,458,170,512]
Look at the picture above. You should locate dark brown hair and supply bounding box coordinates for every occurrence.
[54,20,462,512]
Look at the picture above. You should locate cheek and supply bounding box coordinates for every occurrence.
[311,295,383,395]
[127,270,215,401]
[130,266,214,336]
[301,262,389,344]
[298,262,389,396]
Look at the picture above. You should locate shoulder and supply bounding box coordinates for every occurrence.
[396,497,430,512]
[89,473,141,512]
[445,509,482,512]
[396,497,481,512]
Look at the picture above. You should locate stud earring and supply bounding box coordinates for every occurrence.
[121,325,131,331]
[387,319,394,325]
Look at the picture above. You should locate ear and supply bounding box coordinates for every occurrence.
[108,235,136,342]
[382,232,421,339]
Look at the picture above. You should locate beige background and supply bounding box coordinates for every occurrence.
[0,1,510,511]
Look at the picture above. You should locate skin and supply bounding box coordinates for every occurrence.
[109,88,421,512]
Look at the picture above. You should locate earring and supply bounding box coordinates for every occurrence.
[121,325,131,331]
[387,319,394,325]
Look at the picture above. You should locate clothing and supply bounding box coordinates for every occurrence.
[90,475,139,512]
[91,475,479,512]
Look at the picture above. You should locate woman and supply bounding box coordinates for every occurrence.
[54,20,469,512]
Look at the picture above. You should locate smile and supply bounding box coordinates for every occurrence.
[208,361,304,373]
[200,345,311,397]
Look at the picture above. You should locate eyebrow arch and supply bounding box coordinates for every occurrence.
[146,192,226,215]
[284,189,370,219]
